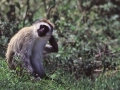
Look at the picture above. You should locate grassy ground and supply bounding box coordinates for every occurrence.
[0,57,120,90]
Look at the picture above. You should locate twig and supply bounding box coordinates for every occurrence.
[77,0,83,12]
[46,5,55,19]
[33,3,44,14]
[23,0,30,26]
[42,0,47,12]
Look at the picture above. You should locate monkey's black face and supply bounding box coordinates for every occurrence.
[37,25,52,37]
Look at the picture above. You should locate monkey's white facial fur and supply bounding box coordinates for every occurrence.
[34,22,53,38]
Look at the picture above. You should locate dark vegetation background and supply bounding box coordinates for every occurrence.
[0,0,120,90]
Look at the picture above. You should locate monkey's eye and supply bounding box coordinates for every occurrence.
[40,25,43,29]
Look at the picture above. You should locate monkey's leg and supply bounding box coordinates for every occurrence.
[18,51,34,74]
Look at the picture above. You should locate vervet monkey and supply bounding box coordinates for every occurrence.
[6,19,58,79]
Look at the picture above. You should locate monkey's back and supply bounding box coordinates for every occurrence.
[6,26,35,69]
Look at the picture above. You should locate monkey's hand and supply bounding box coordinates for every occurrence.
[43,35,58,54]
[43,44,55,54]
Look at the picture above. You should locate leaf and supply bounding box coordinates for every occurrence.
[50,73,57,78]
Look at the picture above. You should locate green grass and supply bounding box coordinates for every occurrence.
[0,57,120,90]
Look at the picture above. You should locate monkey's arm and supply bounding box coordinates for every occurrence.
[44,35,58,54]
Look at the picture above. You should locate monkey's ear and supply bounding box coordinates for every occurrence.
[49,35,58,52]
